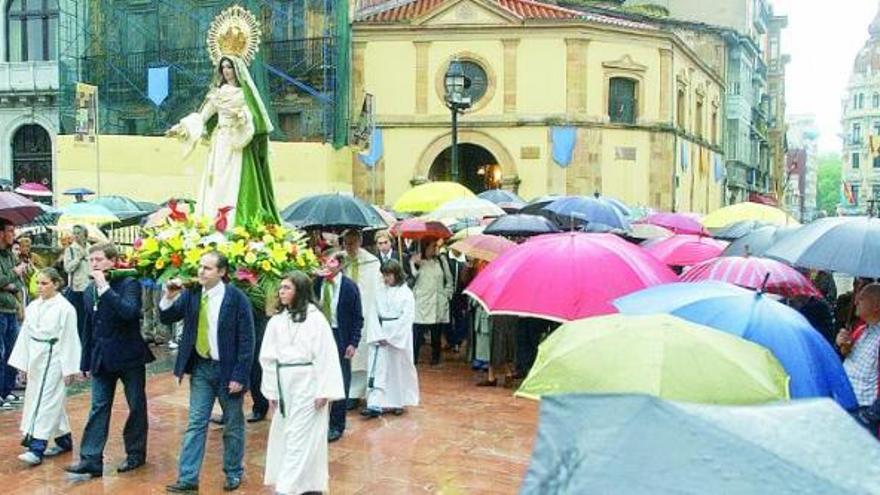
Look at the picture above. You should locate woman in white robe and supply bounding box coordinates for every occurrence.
[8,268,81,466]
[363,260,419,417]
[261,271,344,495]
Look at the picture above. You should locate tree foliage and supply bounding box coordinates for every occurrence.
[816,153,843,216]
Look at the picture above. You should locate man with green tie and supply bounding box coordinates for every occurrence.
[160,251,255,493]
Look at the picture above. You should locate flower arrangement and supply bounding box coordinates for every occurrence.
[130,205,319,312]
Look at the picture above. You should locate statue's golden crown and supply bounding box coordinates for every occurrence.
[206,5,261,66]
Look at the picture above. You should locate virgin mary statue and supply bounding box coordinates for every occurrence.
[168,6,280,227]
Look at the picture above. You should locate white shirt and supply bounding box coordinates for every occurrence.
[844,323,880,407]
[161,282,226,361]
[321,277,342,329]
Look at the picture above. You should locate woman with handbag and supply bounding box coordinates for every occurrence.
[8,268,81,466]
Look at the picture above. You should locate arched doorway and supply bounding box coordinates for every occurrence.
[12,124,52,196]
[428,143,501,193]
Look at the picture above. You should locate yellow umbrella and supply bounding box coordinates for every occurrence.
[392,181,475,213]
[702,202,800,229]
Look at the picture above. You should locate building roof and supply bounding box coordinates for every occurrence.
[853,3,880,75]
[357,0,655,29]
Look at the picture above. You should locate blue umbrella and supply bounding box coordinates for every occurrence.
[522,394,880,495]
[281,193,387,229]
[477,189,525,209]
[614,281,857,409]
[482,214,560,237]
[541,196,631,231]
[765,216,880,278]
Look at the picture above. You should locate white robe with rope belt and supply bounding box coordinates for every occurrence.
[260,305,344,495]
[8,294,81,440]
[367,284,419,409]
[346,249,382,399]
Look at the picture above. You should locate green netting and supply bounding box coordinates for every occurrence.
[334,0,350,149]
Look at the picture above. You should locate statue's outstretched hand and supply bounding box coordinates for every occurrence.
[165,124,186,139]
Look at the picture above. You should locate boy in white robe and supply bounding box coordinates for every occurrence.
[9,268,81,466]
[363,260,419,417]
[261,271,344,495]
[342,230,382,404]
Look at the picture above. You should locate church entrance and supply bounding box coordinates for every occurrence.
[428,143,502,194]
[12,124,52,202]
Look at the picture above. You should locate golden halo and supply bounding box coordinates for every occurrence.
[206,5,261,66]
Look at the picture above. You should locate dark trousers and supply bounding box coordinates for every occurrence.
[0,312,18,398]
[414,323,444,365]
[65,290,86,344]
[515,318,544,376]
[79,366,148,468]
[249,314,269,416]
[329,328,351,434]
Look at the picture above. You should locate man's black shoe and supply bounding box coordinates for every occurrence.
[246,412,266,423]
[223,477,241,491]
[327,429,343,443]
[166,481,199,493]
[117,458,145,473]
[64,461,102,477]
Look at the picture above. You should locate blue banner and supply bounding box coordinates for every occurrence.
[713,153,726,183]
[679,141,689,171]
[551,127,577,168]
[147,66,169,106]
[358,127,383,168]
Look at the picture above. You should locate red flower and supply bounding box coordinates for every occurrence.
[133,238,143,249]
[170,253,182,267]
[234,268,258,285]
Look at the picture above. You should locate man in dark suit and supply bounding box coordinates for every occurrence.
[161,251,254,493]
[65,243,152,478]
[314,251,363,443]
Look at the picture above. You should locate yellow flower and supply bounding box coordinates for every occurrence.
[233,226,249,238]
[260,260,272,272]
[244,252,257,265]
[167,235,183,251]
[270,244,288,264]
[155,258,166,270]
[262,234,274,244]
[184,247,205,267]
[140,237,159,254]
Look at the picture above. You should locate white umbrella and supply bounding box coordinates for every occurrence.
[426,197,506,221]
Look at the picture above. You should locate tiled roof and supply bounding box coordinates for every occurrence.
[358,0,634,23]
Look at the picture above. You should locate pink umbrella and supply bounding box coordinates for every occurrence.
[681,256,822,299]
[389,218,452,240]
[464,233,677,322]
[14,182,52,198]
[638,212,707,236]
[0,192,43,224]
[645,234,728,267]
[449,234,515,262]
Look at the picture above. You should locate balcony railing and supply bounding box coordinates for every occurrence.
[0,61,58,93]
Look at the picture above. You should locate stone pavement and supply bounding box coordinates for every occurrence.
[0,350,537,494]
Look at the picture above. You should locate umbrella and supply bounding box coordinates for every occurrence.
[594,195,631,218]
[482,214,560,237]
[521,394,880,495]
[638,212,707,235]
[0,179,12,192]
[450,226,485,241]
[371,206,398,227]
[448,234,515,262]
[644,234,728,266]
[681,256,822,299]
[516,313,789,403]
[63,187,96,196]
[392,181,475,213]
[765,216,880,278]
[477,189,525,210]
[0,192,43,225]
[464,233,677,321]
[538,196,630,231]
[389,218,452,240]
[14,182,52,198]
[88,195,153,221]
[626,223,673,241]
[58,202,119,225]
[23,203,62,228]
[722,225,798,257]
[703,202,800,229]
[711,219,770,240]
[426,197,506,221]
[280,193,387,229]
[49,224,109,243]
[614,281,856,407]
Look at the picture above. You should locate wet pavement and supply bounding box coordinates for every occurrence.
[0,349,537,494]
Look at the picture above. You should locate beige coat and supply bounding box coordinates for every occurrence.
[411,257,453,325]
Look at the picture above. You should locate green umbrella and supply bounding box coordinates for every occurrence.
[517,314,790,405]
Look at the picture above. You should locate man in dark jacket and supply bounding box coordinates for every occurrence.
[0,220,23,407]
[161,251,254,493]
[65,243,151,478]
[314,251,363,442]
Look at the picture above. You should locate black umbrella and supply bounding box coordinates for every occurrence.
[722,225,797,257]
[477,189,526,211]
[281,193,387,229]
[483,214,561,237]
[765,216,880,278]
[712,220,770,240]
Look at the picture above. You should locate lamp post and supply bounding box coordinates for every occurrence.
[444,59,471,183]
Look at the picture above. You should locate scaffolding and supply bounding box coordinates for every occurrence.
[58,0,349,145]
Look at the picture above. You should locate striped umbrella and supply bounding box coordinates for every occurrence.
[644,235,728,267]
[389,218,452,240]
[449,234,515,262]
[681,256,821,299]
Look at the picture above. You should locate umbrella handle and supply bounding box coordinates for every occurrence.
[758,272,770,294]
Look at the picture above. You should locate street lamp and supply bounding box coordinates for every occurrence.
[444,59,472,183]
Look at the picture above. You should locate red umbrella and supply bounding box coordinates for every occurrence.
[449,234,515,262]
[645,234,728,267]
[389,218,452,240]
[681,256,822,299]
[638,212,708,236]
[464,233,677,322]
[0,192,43,224]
